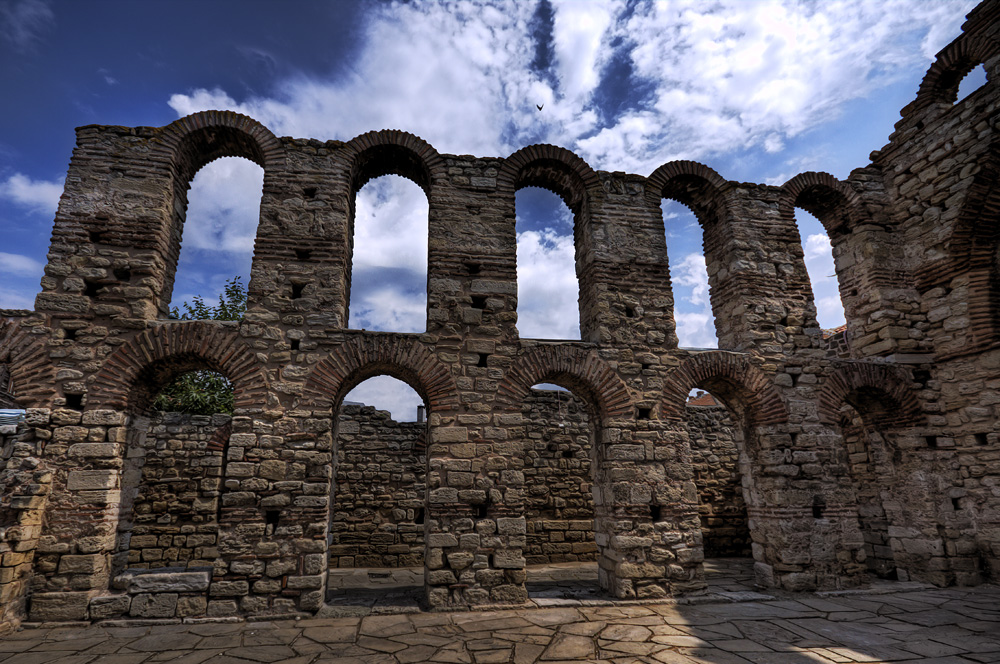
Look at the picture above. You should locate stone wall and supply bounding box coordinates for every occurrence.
[329,405,426,569]
[118,413,230,573]
[686,405,750,558]
[0,424,48,633]
[522,389,596,564]
[0,0,997,625]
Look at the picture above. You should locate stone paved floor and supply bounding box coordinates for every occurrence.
[3,560,999,663]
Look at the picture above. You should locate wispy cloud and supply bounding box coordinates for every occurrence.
[0,172,62,215]
[671,252,717,349]
[0,251,42,277]
[0,0,53,53]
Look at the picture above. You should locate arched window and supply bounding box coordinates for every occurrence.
[347,175,428,333]
[515,187,579,340]
[663,199,718,348]
[956,63,988,104]
[167,157,263,317]
[794,207,846,331]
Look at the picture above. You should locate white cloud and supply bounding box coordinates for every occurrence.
[0,173,62,215]
[0,290,34,310]
[516,228,580,340]
[582,0,976,172]
[0,251,42,277]
[0,0,53,52]
[671,252,717,349]
[165,2,973,173]
[801,231,846,329]
[182,158,264,253]
[551,1,620,102]
[344,375,424,422]
[348,176,428,333]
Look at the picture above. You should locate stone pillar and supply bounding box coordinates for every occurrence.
[0,425,50,633]
[425,419,528,608]
[594,419,705,598]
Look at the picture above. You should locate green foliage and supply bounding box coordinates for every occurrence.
[151,370,235,415]
[152,277,247,415]
[167,276,248,321]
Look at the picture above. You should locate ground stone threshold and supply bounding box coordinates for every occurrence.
[2,559,999,663]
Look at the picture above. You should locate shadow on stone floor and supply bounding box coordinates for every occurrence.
[4,569,999,664]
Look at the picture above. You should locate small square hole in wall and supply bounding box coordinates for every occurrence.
[951,497,962,511]
[65,394,83,410]
[290,339,300,351]
[465,262,481,275]
[84,280,101,298]
[291,283,305,299]
[64,328,77,341]
[650,504,662,522]
[477,353,489,368]
[113,268,131,282]
[265,510,280,527]
[295,248,312,260]
[637,407,652,420]
[562,449,574,459]
[302,186,318,199]
[925,435,939,448]
[475,503,488,519]
[471,295,487,309]
[89,231,102,243]
[414,508,425,525]
[974,433,989,446]
[625,306,636,318]
[812,496,826,519]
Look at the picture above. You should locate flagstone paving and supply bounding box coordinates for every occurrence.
[2,562,998,663]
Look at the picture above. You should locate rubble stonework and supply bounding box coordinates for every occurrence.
[0,0,998,627]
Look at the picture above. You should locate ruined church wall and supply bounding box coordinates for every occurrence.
[1,1,996,624]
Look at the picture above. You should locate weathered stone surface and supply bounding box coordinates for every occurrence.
[123,570,211,593]
[2,6,999,627]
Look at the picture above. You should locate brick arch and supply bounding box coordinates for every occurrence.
[495,345,632,422]
[780,171,866,238]
[817,364,923,428]
[0,318,56,408]
[645,160,729,219]
[907,35,998,114]
[154,110,285,185]
[302,335,458,413]
[498,144,601,216]
[89,322,268,413]
[661,351,786,426]
[342,129,445,197]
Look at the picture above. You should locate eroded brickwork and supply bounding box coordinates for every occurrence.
[0,0,998,627]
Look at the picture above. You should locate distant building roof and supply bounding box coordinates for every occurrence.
[687,391,720,407]
[821,324,848,339]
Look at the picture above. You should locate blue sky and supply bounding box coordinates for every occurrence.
[0,0,984,419]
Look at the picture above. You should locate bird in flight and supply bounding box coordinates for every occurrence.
[536,104,543,111]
